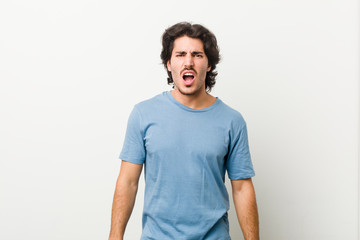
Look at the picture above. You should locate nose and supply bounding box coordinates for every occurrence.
[184,54,194,68]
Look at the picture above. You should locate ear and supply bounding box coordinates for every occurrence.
[207,65,211,72]
[167,61,171,72]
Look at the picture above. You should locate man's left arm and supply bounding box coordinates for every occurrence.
[231,178,259,240]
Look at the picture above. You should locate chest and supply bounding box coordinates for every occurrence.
[143,112,230,161]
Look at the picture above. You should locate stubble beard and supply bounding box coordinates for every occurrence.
[174,83,204,96]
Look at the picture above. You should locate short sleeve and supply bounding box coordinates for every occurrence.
[119,106,145,164]
[226,123,255,180]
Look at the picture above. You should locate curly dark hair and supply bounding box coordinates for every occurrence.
[160,22,220,92]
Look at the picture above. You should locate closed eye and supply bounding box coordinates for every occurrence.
[192,51,204,58]
[174,51,204,58]
[175,51,186,57]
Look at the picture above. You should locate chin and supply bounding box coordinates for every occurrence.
[177,86,202,96]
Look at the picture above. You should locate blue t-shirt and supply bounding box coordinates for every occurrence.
[120,91,255,240]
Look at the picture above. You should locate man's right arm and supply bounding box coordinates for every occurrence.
[109,160,143,240]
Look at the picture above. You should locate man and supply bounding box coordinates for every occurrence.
[109,22,259,240]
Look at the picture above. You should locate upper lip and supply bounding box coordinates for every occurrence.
[182,70,196,77]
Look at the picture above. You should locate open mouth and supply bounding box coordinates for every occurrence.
[182,72,195,85]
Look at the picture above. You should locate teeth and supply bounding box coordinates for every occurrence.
[184,73,193,76]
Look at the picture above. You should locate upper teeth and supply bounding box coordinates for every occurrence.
[184,73,193,76]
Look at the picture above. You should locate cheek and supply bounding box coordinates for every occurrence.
[168,60,180,72]
[201,64,210,73]
[169,69,179,81]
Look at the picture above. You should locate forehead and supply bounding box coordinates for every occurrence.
[172,36,205,52]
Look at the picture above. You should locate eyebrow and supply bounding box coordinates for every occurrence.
[175,51,204,55]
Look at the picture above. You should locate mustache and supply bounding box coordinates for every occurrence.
[182,67,197,74]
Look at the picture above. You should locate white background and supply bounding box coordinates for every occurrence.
[0,0,358,239]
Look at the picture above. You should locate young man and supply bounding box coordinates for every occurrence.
[109,22,259,240]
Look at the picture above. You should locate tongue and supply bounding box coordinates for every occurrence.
[184,76,194,85]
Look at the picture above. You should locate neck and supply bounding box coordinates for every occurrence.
[170,88,216,109]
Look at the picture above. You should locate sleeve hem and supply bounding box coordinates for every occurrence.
[228,173,255,180]
[119,154,144,165]
[121,159,144,165]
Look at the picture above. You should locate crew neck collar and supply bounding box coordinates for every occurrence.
[164,91,220,112]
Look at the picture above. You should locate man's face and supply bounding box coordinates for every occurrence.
[167,36,211,96]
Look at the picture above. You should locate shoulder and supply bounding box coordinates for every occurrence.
[216,99,246,127]
[134,92,168,110]
[131,92,171,119]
